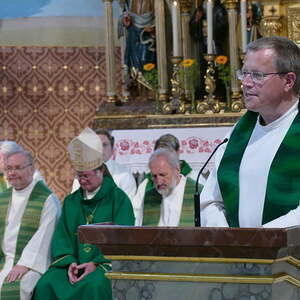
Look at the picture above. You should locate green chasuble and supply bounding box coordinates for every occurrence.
[142,177,202,226]
[218,109,300,227]
[33,176,135,300]
[0,181,51,299]
[145,160,193,193]
[0,173,7,193]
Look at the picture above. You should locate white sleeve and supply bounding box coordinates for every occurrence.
[263,204,300,228]
[187,169,206,186]
[71,178,80,193]
[17,194,61,274]
[117,172,137,201]
[200,165,229,227]
[132,179,148,226]
[200,133,232,227]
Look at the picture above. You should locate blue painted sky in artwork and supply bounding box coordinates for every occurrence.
[0,0,121,19]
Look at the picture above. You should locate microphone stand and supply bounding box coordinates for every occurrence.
[194,138,228,227]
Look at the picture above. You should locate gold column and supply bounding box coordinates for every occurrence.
[118,1,130,102]
[155,0,169,101]
[223,0,243,112]
[103,0,117,102]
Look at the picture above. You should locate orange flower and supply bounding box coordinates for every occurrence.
[143,63,155,71]
[182,59,195,68]
[215,55,228,65]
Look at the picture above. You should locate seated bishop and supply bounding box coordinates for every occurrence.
[33,127,135,300]
[72,129,137,201]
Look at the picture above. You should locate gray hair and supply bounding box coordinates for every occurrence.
[93,129,114,147]
[6,150,34,166]
[247,36,300,95]
[0,141,23,155]
[148,148,180,170]
[154,134,180,152]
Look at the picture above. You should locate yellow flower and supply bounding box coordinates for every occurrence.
[143,63,155,71]
[182,59,195,68]
[215,55,228,65]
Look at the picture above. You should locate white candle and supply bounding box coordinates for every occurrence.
[207,0,213,54]
[240,0,247,53]
[172,1,179,56]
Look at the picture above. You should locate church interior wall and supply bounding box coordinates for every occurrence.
[0,1,123,200]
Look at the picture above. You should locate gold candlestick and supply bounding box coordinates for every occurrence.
[162,56,186,114]
[196,54,220,113]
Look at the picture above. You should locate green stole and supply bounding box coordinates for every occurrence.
[0,174,7,193]
[218,108,300,227]
[145,160,193,193]
[0,181,51,299]
[142,177,201,226]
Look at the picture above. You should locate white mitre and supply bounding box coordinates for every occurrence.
[68,127,104,171]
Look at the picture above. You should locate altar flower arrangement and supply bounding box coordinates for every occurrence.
[215,55,231,103]
[143,63,158,90]
[180,58,199,112]
[180,59,199,89]
[182,58,195,68]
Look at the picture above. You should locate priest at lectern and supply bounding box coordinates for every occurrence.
[200,36,300,228]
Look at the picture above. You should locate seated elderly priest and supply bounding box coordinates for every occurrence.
[33,128,135,300]
[133,148,203,226]
[0,150,60,299]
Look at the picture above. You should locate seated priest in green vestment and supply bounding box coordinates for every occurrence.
[133,148,203,226]
[144,133,206,188]
[0,141,46,192]
[0,150,61,299]
[0,141,24,192]
[0,151,7,192]
[33,128,135,300]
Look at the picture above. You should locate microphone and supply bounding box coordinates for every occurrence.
[194,138,229,227]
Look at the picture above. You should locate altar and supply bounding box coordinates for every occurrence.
[78,225,300,300]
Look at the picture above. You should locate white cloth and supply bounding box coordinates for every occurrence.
[201,102,300,228]
[0,178,61,300]
[186,168,206,186]
[72,159,137,200]
[133,176,187,226]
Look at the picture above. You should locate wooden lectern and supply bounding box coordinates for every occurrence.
[78,225,300,300]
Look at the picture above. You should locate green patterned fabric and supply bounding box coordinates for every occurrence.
[0,173,7,193]
[33,176,134,300]
[1,281,20,300]
[0,181,51,299]
[218,109,300,227]
[0,188,11,268]
[145,160,193,193]
[143,177,202,226]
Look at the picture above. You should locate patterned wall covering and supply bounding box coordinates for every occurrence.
[0,46,122,201]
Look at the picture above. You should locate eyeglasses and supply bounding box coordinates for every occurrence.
[4,164,32,173]
[236,69,288,84]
